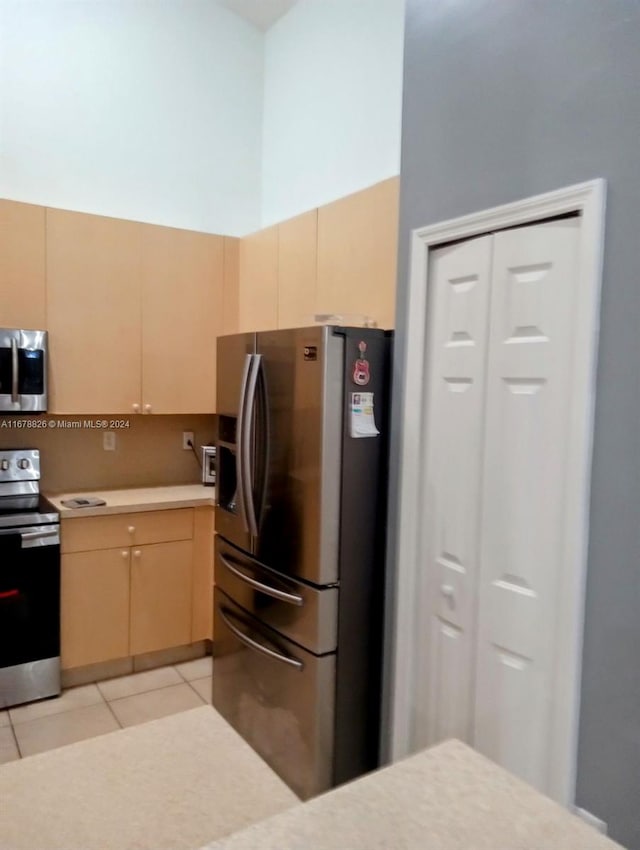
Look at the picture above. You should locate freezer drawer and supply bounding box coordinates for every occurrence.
[215,536,338,655]
[213,588,336,800]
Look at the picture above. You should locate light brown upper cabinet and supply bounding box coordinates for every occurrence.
[140,224,223,413]
[46,209,143,414]
[0,200,46,329]
[222,237,240,336]
[47,208,223,414]
[277,210,318,329]
[317,177,399,330]
[238,225,278,332]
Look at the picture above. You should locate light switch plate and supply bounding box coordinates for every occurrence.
[103,431,116,451]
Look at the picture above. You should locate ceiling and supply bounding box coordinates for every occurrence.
[217,0,299,32]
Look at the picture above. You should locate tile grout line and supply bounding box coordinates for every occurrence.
[105,678,198,707]
[97,669,185,701]
[186,680,208,704]
[102,696,124,730]
[9,719,23,760]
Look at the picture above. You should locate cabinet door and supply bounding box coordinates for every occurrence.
[222,237,240,336]
[0,200,46,329]
[46,209,143,414]
[130,540,193,655]
[317,177,399,330]
[141,225,223,414]
[277,210,318,329]
[238,226,278,332]
[61,548,130,669]
[417,235,493,749]
[473,219,581,798]
[192,506,215,642]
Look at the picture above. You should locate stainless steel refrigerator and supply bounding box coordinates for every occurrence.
[213,325,391,800]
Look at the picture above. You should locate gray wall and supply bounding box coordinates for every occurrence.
[392,2,640,846]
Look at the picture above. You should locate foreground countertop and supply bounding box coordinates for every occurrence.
[204,739,621,850]
[0,707,297,850]
[47,484,216,518]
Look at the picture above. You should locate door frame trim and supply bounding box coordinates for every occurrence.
[387,179,607,805]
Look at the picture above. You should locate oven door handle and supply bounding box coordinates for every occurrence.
[11,338,19,403]
[219,552,304,606]
[20,528,60,548]
[218,605,304,671]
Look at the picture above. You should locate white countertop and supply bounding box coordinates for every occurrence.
[47,484,216,518]
[203,740,621,850]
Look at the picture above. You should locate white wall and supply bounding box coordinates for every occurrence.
[260,0,405,226]
[0,0,264,236]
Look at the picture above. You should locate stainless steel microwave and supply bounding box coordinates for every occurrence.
[0,329,48,413]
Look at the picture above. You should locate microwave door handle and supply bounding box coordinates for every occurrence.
[10,339,18,403]
[236,354,253,533]
[242,355,260,538]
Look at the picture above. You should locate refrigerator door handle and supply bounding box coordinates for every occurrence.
[218,604,304,671]
[236,353,253,532]
[243,354,261,537]
[254,355,270,530]
[219,552,304,606]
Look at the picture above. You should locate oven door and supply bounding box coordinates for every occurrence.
[0,328,48,413]
[0,525,60,707]
[213,588,335,800]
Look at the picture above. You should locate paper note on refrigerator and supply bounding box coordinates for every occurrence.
[350,392,380,438]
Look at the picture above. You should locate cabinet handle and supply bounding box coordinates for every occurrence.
[144,404,152,414]
[121,550,128,559]
[133,549,141,558]
[132,403,140,413]
[128,526,135,534]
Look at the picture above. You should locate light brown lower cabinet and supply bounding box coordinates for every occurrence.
[129,540,193,656]
[61,506,214,671]
[61,548,130,669]
[191,506,215,643]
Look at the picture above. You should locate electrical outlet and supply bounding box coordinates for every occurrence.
[182,431,194,450]
[103,431,116,451]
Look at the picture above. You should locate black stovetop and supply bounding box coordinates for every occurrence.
[0,493,59,530]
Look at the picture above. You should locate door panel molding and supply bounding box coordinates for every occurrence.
[387,180,606,806]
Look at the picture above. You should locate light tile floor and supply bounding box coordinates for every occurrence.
[0,656,213,764]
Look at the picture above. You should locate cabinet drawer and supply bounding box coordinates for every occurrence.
[61,509,194,553]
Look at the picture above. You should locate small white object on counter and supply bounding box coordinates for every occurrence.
[47,484,215,518]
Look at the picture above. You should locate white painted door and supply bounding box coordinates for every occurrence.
[416,235,493,748]
[419,217,582,800]
[473,218,580,798]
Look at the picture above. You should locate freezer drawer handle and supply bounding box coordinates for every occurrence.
[218,605,304,672]
[219,553,304,607]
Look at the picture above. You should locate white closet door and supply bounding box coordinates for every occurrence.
[473,218,580,795]
[416,235,493,748]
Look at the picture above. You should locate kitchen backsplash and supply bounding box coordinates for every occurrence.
[0,414,216,493]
